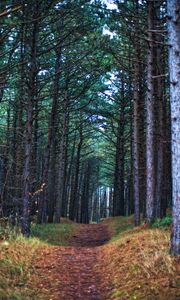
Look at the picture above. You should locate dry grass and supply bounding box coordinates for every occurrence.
[0,218,77,299]
[0,236,43,299]
[1,217,180,300]
[99,217,180,300]
[102,215,134,241]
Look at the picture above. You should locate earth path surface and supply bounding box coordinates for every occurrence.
[33,224,112,300]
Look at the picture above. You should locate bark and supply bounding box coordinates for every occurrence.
[133,0,141,226]
[65,133,77,218]
[21,1,39,236]
[109,187,113,217]
[154,24,164,219]
[161,98,171,217]
[113,119,125,216]
[47,141,57,223]
[0,103,10,218]
[69,121,83,221]
[80,162,90,224]
[146,0,156,223]
[113,76,125,216]
[167,0,180,255]
[133,65,140,225]
[31,95,39,216]
[21,95,33,236]
[54,96,69,223]
[12,8,25,221]
[150,1,167,220]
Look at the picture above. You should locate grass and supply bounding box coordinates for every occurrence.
[99,216,180,300]
[0,235,42,300]
[0,218,77,299]
[102,215,134,242]
[1,216,179,300]
[31,221,77,246]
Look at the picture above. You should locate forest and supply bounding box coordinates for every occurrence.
[0,0,179,299]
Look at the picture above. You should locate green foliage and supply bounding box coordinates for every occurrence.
[31,223,77,246]
[152,216,172,228]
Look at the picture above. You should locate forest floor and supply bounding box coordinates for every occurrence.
[32,224,112,300]
[0,217,180,300]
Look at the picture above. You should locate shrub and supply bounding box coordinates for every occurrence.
[152,216,172,228]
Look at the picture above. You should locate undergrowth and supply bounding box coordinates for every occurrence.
[0,219,76,299]
[152,216,172,228]
[31,221,77,246]
[1,216,179,300]
[0,235,42,300]
[102,215,134,242]
[99,215,180,300]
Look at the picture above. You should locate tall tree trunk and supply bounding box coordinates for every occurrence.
[133,0,141,226]
[80,161,90,224]
[1,102,10,218]
[161,98,171,217]
[65,133,77,218]
[47,141,58,223]
[21,1,39,236]
[69,121,83,221]
[146,0,156,223]
[153,2,166,219]
[113,76,125,216]
[54,96,69,223]
[8,1,25,223]
[167,0,180,255]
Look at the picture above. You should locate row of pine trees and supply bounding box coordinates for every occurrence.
[0,1,179,254]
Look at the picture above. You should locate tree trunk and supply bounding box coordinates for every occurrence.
[69,121,83,221]
[167,0,180,255]
[133,0,141,226]
[113,76,125,216]
[21,1,39,236]
[146,0,156,223]
[54,96,69,223]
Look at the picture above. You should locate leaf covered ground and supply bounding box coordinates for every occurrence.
[0,219,77,299]
[31,224,111,300]
[0,216,180,300]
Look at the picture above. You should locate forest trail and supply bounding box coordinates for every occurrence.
[34,224,112,300]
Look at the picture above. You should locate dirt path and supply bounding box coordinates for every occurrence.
[34,224,111,300]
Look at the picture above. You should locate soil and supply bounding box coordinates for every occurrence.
[33,224,112,300]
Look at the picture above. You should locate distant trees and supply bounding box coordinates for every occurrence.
[0,0,113,230]
[0,0,179,256]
